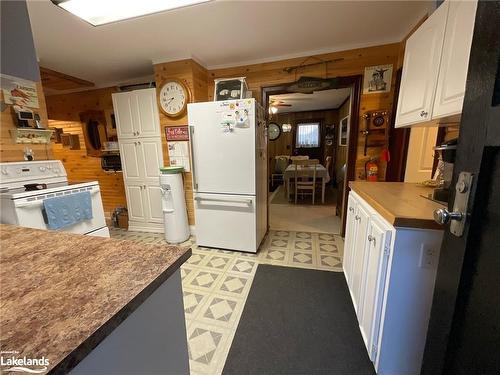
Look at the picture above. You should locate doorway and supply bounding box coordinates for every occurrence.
[262,76,361,235]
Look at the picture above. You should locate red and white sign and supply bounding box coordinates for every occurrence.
[165,126,189,141]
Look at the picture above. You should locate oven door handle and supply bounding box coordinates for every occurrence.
[15,190,100,208]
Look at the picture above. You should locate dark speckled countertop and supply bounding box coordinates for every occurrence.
[0,224,191,374]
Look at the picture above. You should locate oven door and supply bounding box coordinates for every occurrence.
[12,183,107,235]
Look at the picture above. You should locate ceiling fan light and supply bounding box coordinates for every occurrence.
[51,0,211,26]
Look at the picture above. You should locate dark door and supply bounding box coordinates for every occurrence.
[422,2,500,375]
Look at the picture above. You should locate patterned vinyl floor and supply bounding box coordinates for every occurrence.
[109,228,344,375]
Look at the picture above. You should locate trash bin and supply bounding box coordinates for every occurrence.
[160,166,190,244]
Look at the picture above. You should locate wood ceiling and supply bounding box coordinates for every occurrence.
[40,67,94,91]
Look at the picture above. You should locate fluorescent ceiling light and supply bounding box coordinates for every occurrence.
[51,0,211,26]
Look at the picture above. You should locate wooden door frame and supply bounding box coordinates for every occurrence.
[262,75,362,235]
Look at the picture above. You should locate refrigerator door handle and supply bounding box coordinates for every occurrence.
[194,196,253,206]
[189,125,198,191]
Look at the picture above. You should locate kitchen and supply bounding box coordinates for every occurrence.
[1,1,499,375]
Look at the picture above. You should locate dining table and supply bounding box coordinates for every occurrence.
[283,163,328,204]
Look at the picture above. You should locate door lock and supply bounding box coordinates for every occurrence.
[433,172,473,237]
[433,209,463,225]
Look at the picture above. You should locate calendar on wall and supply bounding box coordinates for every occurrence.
[165,126,190,172]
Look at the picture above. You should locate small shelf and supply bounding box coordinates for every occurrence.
[10,128,53,144]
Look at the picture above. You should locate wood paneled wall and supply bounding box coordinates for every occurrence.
[208,43,401,181]
[0,82,52,162]
[46,87,126,216]
[153,59,208,225]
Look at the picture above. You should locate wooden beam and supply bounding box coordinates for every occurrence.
[40,67,95,90]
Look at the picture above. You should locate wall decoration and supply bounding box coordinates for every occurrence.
[168,141,190,172]
[339,115,349,146]
[165,126,189,141]
[104,109,117,138]
[363,64,393,94]
[0,74,39,108]
[165,125,190,172]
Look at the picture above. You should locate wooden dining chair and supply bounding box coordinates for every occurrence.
[290,155,309,162]
[294,159,319,204]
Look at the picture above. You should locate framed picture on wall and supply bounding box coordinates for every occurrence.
[339,116,349,146]
[363,64,393,94]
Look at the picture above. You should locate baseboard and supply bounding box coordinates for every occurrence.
[128,221,164,233]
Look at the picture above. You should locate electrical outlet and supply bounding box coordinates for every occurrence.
[419,244,437,269]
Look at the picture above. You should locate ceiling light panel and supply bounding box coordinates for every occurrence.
[52,0,211,26]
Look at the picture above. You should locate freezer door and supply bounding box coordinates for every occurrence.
[194,193,257,252]
[188,100,256,195]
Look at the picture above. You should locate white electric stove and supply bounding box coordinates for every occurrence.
[0,160,109,237]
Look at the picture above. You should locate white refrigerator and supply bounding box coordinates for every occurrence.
[188,98,267,253]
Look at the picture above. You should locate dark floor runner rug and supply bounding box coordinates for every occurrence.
[222,265,376,375]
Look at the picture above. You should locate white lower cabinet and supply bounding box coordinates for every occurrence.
[343,191,443,374]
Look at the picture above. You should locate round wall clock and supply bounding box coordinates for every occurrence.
[268,122,281,141]
[159,79,190,118]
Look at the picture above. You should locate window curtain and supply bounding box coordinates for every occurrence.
[296,123,320,148]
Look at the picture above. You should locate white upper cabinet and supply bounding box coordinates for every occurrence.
[113,92,137,139]
[395,2,448,127]
[432,0,478,118]
[135,89,161,138]
[396,0,477,128]
[112,88,160,138]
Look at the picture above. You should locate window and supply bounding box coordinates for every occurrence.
[296,122,320,148]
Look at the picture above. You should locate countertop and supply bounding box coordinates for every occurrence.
[349,181,446,230]
[0,224,191,374]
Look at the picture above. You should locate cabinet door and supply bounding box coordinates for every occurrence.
[113,91,139,139]
[432,0,477,118]
[144,184,164,224]
[138,138,163,182]
[125,184,146,222]
[359,217,392,361]
[351,203,370,315]
[395,2,448,128]
[119,139,142,180]
[343,194,358,285]
[135,89,161,138]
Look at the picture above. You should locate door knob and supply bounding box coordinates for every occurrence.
[433,208,463,225]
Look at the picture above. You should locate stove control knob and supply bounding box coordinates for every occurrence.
[16,168,21,174]
[1,168,7,175]
[39,166,46,172]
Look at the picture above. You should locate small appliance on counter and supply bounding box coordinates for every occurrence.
[432,138,458,203]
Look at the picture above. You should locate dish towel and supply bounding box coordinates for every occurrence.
[43,191,93,230]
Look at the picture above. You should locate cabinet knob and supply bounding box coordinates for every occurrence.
[355,215,361,221]
[420,110,428,118]
[368,235,376,246]
[137,141,141,145]
[349,207,354,212]
[134,141,137,146]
